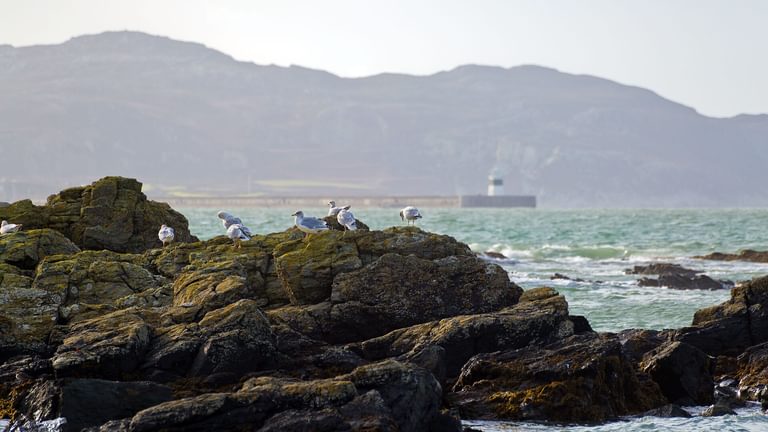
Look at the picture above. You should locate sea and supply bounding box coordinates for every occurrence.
[183,207,768,431]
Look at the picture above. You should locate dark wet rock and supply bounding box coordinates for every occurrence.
[551,273,585,282]
[354,287,573,381]
[124,360,456,432]
[483,251,508,260]
[638,274,731,290]
[0,177,198,253]
[450,333,667,422]
[269,253,521,344]
[641,403,691,418]
[618,329,671,364]
[641,341,714,406]
[0,229,80,270]
[695,249,768,263]
[10,379,174,432]
[569,315,594,334]
[701,402,736,417]
[736,342,768,400]
[676,275,768,356]
[626,263,701,276]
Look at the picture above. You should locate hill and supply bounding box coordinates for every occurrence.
[1,31,766,207]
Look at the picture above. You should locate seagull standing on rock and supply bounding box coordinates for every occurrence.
[399,206,422,225]
[292,210,329,242]
[337,208,357,235]
[327,201,351,217]
[217,211,253,238]
[0,220,22,234]
[158,224,175,247]
[227,224,251,249]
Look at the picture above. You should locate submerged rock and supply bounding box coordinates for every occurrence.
[695,250,768,263]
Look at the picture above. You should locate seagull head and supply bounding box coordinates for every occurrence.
[292,211,304,217]
[0,220,6,226]
[160,224,167,229]
[216,211,230,220]
[328,201,335,207]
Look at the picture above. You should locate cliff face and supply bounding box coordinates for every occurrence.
[1,179,768,430]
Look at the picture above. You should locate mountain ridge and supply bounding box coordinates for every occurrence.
[0,31,766,207]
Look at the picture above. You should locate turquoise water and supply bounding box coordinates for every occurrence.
[182,208,768,431]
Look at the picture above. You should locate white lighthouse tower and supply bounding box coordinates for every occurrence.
[487,170,504,196]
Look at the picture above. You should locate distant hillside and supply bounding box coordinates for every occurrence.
[1,31,766,207]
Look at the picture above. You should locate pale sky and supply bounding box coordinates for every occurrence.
[1,0,766,117]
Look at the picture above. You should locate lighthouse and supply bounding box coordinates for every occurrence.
[487,173,504,196]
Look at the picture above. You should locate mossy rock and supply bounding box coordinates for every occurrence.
[0,229,80,270]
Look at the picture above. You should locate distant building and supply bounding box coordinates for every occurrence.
[488,175,504,196]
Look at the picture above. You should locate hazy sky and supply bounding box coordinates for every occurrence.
[1,0,766,117]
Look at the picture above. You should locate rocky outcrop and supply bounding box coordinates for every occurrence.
[640,341,714,406]
[628,263,731,290]
[0,177,197,253]
[675,275,768,356]
[695,250,768,263]
[0,229,80,270]
[449,333,667,422]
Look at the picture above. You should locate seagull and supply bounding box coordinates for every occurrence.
[217,211,253,237]
[158,224,175,247]
[399,206,422,225]
[292,210,329,243]
[0,220,22,234]
[227,224,251,249]
[327,201,351,217]
[337,208,357,235]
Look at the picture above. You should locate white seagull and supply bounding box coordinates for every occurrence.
[399,206,422,225]
[292,210,329,242]
[327,201,351,217]
[217,211,253,238]
[227,224,251,249]
[336,208,357,235]
[0,220,22,235]
[158,224,175,247]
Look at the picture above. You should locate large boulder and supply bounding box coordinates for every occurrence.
[675,275,768,356]
[736,341,768,400]
[0,177,198,253]
[268,253,521,344]
[641,341,714,406]
[450,333,667,423]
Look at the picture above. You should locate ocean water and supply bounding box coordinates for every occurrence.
[182,207,768,430]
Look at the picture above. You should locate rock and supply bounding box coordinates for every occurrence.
[269,253,521,344]
[736,342,768,400]
[701,402,736,417]
[638,274,730,290]
[354,287,574,380]
[52,308,154,379]
[11,379,174,432]
[450,333,667,422]
[641,404,691,418]
[482,251,508,260]
[713,378,744,407]
[618,329,670,364]
[322,215,370,232]
[551,273,584,282]
[641,341,714,406]
[675,275,768,356]
[142,299,277,383]
[695,249,768,263]
[626,263,701,276]
[0,229,81,270]
[124,360,456,432]
[0,177,198,253]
